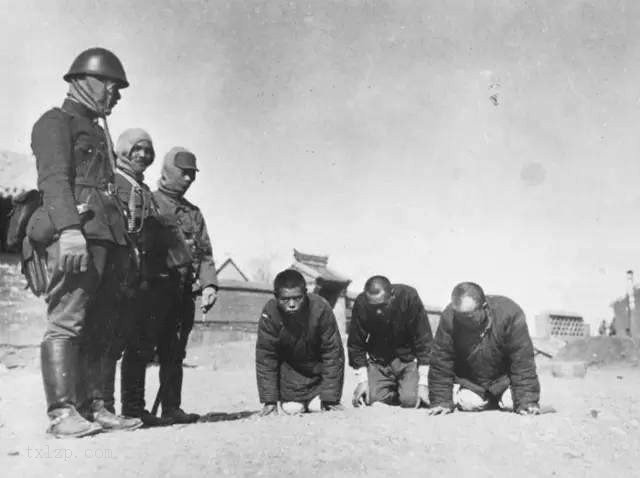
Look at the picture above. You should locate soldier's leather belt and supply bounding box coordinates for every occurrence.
[75,179,116,194]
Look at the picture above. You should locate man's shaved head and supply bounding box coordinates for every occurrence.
[451,282,486,313]
[273,269,306,296]
[364,275,392,305]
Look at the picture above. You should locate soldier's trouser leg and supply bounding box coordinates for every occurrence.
[172,287,195,410]
[121,289,157,417]
[120,352,147,417]
[41,240,104,438]
[367,362,399,405]
[393,360,419,408]
[157,279,199,423]
[78,244,141,431]
[156,279,180,413]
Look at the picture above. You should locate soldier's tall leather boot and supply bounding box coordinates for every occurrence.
[160,361,199,424]
[84,352,142,432]
[41,340,103,438]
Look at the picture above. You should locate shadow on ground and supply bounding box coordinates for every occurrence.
[198,410,257,423]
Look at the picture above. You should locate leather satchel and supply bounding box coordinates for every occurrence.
[5,189,41,252]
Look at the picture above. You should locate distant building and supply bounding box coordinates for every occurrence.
[290,249,351,333]
[199,278,272,330]
[610,270,640,337]
[611,294,636,337]
[216,258,250,282]
[534,310,590,339]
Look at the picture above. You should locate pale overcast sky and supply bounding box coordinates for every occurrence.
[2,0,640,329]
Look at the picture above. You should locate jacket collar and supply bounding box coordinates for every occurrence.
[155,188,186,209]
[61,98,99,120]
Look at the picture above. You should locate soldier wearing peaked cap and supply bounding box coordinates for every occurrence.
[27,48,142,438]
[121,147,219,425]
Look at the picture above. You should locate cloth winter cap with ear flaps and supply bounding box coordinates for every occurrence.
[115,128,154,180]
[115,128,154,162]
[159,146,199,197]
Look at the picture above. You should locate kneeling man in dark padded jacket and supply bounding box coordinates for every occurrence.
[348,276,433,408]
[256,269,345,415]
[428,282,541,416]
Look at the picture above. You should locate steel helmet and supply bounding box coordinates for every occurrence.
[63,47,129,88]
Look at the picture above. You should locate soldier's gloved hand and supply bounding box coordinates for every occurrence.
[517,405,541,416]
[58,228,89,274]
[352,381,370,408]
[200,286,218,313]
[415,384,430,408]
[321,401,345,412]
[258,403,278,417]
[426,405,454,416]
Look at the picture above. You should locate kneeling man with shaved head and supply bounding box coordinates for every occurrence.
[256,269,345,415]
[428,282,541,416]
[348,276,433,408]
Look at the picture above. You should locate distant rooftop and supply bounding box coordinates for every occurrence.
[291,248,350,286]
[216,258,250,282]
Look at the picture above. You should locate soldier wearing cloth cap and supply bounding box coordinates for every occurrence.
[107,129,174,426]
[135,147,219,424]
[27,48,142,437]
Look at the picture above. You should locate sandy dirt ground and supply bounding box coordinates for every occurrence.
[1,339,639,478]
[1,260,639,477]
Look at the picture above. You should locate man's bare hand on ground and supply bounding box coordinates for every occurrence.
[321,402,345,412]
[352,382,370,407]
[426,405,453,416]
[517,405,541,416]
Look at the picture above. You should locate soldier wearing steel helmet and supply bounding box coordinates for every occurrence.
[27,47,142,437]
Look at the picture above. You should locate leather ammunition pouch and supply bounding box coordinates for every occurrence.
[21,236,49,297]
[5,189,41,252]
[26,206,58,246]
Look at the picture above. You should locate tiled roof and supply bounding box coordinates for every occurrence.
[218,278,272,293]
[216,258,250,282]
[291,249,350,286]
